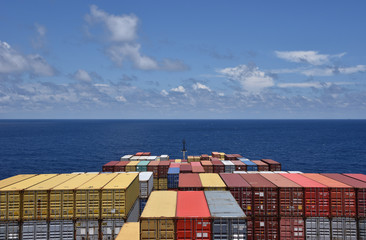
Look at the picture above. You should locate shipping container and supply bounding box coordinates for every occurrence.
[147,156,158,161]
[75,219,98,240]
[22,220,48,240]
[187,156,194,163]
[344,174,366,183]
[176,191,211,240]
[130,156,140,161]
[199,173,226,191]
[147,161,160,178]
[136,161,150,172]
[159,178,168,190]
[153,179,159,190]
[126,198,140,222]
[135,152,143,156]
[50,173,99,220]
[231,160,247,171]
[191,162,205,173]
[201,161,213,173]
[102,161,119,172]
[253,217,278,240]
[175,159,181,163]
[225,154,237,160]
[219,173,253,216]
[240,160,258,171]
[170,163,181,168]
[167,168,180,189]
[101,173,139,219]
[0,174,36,189]
[303,173,356,217]
[49,220,74,240]
[0,174,58,221]
[126,161,139,172]
[212,152,221,158]
[160,155,169,161]
[139,172,153,199]
[120,155,133,161]
[251,160,269,171]
[261,159,281,171]
[222,161,235,173]
[360,219,366,240]
[140,191,177,240]
[140,198,148,215]
[281,173,330,217]
[240,174,278,217]
[180,163,192,173]
[23,174,77,221]
[260,173,303,216]
[158,161,170,178]
[200,154,209,160]
[280,217,304,240]
[219,152,225,160]
[212,160,225,174]
[178,173,202,191]
[331,217,357,240]
[115,222,139,240]
[75,173,119,219]
[113,161,129,172]
[0,221,19,240]
[305,217,330,240]
[101,219,124,240]
[205,191,247,240]
[322,173,366,217]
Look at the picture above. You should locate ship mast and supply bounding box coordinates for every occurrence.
[182,139,187,160]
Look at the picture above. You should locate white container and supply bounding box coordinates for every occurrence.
[331,218,357,240]
[147,156,157,161]
[233,171,247,174]
[287,171,303,173]
[22,221,48,240]
[139,156,148,161]
[49,220,74,240]
[0,221,19,240]
[139,172,153,198]
[221,161,235,173]
[130,156,140,161]
[305,217,330,240]
[75,220,98,240]
[127,198,140,222]
[273,171,288,173]
[120,155,133,161]
[101,219,124,240]
[160,155,169,161]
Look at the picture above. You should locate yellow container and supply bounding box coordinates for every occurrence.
[101,173,139,219]
[219,152,225,160]
[126,161,139,172]
[158,178,167,190]
[0,174,57,221]
[50,173,99,219]
[199,173,226,191]
[23,174,77,220]
[75,173,119,219]
[0,174,36,189]
[153,178,159,190]
[194,156,200,162]
[115,222,140,240]
[175,159,181,163]
[187,156,194,163]
[140,191,177,240]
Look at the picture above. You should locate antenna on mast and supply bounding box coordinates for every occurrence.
[182,139,187,160]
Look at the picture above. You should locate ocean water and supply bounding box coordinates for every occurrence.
[0,119,365,179]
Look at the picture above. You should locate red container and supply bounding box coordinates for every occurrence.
[240,174,278,217]
[147,161,160,178]
[180,163,192,173]
[233,154,243,159]
[201,161,213,173]
[280,217,305,240]
[135,152,143,156]
[200,154,209,160]
[251,160,269,171]
[158,161,170,178]
[261,159,281,171]
[176,191,211,240]
[344,173,366,182]
[102,161,119,172]
[253,217,278,240]
[281,173,329,217]
[303,173,356,217]
[191,162,205,173]
[179,173,202,191]
[322,173,366,217]
[231,160,246,171]
[142,152,151,156]
[170,163,181,168]
[219,173,253,216]
[169,159,175,162]
[224,154,236,160]
[260,173,303,216]
[113,161,129,172]
[211,160,224,173]
[247,219,253,240]
[211,152,220,158]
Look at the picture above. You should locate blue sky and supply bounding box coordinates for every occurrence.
[1,1,366,119]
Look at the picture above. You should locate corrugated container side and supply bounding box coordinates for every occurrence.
[231,160,247,171]
[147,161,159,178]
[167,168,180,189]
[331,217,357,240]
[158,178,168,190]
[211,160,225,174]
[253,217,278,240]
[115,222,139,240]
[75,219,99,240]
[140,198,148,215]
[261,159,281,171]
[359,219,366,240]
[0,221,19,240]
[126,161,139,172]
[101,219,124,240]
[200,161,213,173]
[178,173,202,191]
[126,198,140,223]
[222,160,235,173]
[139,172,153,199]
[102,161,119,172]
[153,179,159,190]
[280,217,305,240]
[158,162,170,178]
[305,217,330,240]
[113,161,129,172]
[22,220,48,240]
[49,220,74,240]
[251,160,269,171]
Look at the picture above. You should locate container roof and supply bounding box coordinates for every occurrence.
[103,173,138,189]
[176,191,210,218]
[168,168,180,174]
[260,173,301,188]
[231,160,245,166]
[205,191,246,218]
[199,173,226,188]
[104,161,119,166]
[140,191,177,218]
[201,161,213,165]
[127,161,139,166]
[0,174,36,189]
[241,160,257,166]
[322,173,366,188]
[27,174,78,190]
[280,173,327,188]
[344,174,366,182]
[179,173,202,188]
[52,173,99,190]
[1,174,58,191]
[251,160,268,166]
[261,159,280,164]
[137,161,150,166]
[115,222,139,240]
[302,173,352,188]
[220,173,251,188]
[221,161,234,166]
[139,172,153,181]
[240,173,276,188]
[77,173,118,190]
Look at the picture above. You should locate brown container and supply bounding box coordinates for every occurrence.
[142,152,151,156]
[211,160,224,173]
[251,160,269,171]
[211,152,220,158]
[113,161,129,172]
[180,163,192,173]
[191,162,205,173]
[280,217,305,240]
[102,161,119,172]
[261,159,281,171]
[253,217,279,240]
[158,161,170,178]
[201,161,213,173]
[200,154,209,160]
[224,154,236,160]
[240,174,278,217]
[231,160,246,171]
[147,161,160,178]
[260,173,303,216]
[178,173,202,191]
[233,154,243,159]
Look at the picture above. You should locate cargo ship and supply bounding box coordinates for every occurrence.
[1,151,365,240]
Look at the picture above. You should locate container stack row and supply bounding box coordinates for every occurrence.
[138,172,153,216]
[0,172,140,240]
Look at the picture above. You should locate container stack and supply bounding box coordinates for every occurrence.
[138,172,153,215]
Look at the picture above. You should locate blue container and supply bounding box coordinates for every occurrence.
[239,159,258,171]
[136,161,150,172]
[140,198,148,214]
[167,167,180,189]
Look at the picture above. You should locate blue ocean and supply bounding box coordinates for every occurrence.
[0,120,365,179]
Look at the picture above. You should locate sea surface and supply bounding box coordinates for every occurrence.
[0,119,365,179]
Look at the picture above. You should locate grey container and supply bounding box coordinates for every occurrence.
[22,221,48,240]
[126,198,140,222]
[101,219,124,240]
[331,218,357,240]
[75,220,98,240]
[0,221,19,240]
[306,217,330,240]
[49,220,74,240]
[222,161,235,173]
[205,191,247,240]
[360,219,366,240]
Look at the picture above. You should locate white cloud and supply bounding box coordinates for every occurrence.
[73,69,92,82]
[170,86,186,93]
[32,23,47,49]
[278,82,354,88]
[218,64,274,93]
[161,89,169,96]
[0,41,54,76]
[275,50,345,65]
[35,23,46,37]
[301,65,366,76]
[192,82,211,92]
[115,96,127,102]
